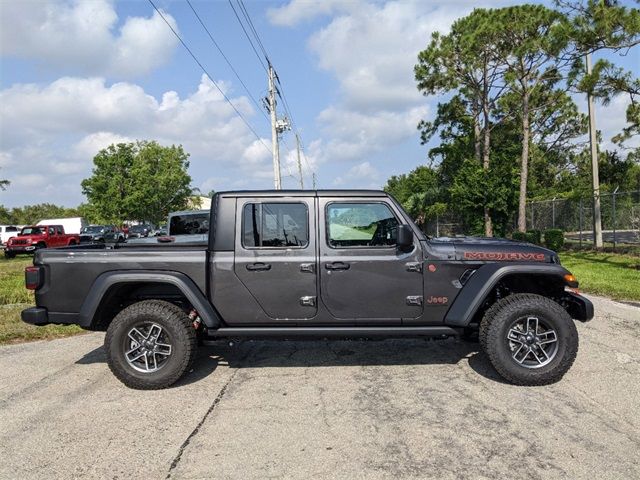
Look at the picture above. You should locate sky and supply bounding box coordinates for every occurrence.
[0,0,638,208]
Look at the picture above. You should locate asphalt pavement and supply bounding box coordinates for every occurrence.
[1,295,639,480]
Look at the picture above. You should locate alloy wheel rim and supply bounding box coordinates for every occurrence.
[506,316,558,369]
[124,322,173,373]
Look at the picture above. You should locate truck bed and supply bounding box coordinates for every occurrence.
[34,245,208,316]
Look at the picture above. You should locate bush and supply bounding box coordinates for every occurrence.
[512,230,543,245]
[544,229,565,251]
[526,229,542,245]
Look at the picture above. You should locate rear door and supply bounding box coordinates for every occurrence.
[318,198,424,323]
[234,197,318,320]
[55,226,66,246]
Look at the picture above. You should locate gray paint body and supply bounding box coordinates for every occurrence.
[25,190,593,333]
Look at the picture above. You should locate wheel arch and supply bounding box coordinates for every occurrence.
[444,263,584,327]
[79,271,222,330]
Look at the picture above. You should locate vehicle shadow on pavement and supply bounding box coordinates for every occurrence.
[75,345,223,388]
[196,338,507,384]
[74,338,507,386]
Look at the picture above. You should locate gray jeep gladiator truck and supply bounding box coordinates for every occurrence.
[21,190,593,389]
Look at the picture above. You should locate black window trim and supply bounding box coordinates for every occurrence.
[325,200,401,250]
[240,201,310,250]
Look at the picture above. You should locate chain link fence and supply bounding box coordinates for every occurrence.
[527,190,640,246]
[423,212,467,238]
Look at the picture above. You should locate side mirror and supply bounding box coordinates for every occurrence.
[397,224,413,249]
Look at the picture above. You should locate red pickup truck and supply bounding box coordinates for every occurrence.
[4,225,80,258]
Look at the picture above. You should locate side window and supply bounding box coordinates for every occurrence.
[7,227,18,232]
[170,213,210,235]
[56,227,64,235]
[327,202,399,248]
[48,227,55,235]
[242,203,308,248]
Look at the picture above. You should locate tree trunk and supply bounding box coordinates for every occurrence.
[518,90,530,233]
[472,100,482,162]
[482,94,493,237]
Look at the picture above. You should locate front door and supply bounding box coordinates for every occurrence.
[46,226,60,247]
[319,198,424,323]
[234,197,318,320]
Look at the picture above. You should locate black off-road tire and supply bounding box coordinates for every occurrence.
[479,293,578,386]
[4,250,16,259]
[105,300,197,390]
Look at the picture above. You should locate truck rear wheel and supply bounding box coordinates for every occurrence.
[105,300,197,390]
[480,294,578,386]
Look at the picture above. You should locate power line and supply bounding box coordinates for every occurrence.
[227,0,317,186]
[148,0,270,156]
[236,0,270,61]
[186,0,269,124]
[274,78,312,173]
[227,0,268,72]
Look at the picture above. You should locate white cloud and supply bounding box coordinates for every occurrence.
[73,132,135,160]
[596,94,640,150]
[0,0,178,77]
[267,0,360,26]
[282,1,471,170]
[315,105,429,162]
[307,1,456,111]
[333,161,380,187]
[0,152,14,168]
[0,75,273,206]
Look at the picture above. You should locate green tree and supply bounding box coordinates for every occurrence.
[492,5,572,232]
[557,0,640,54]
[560,1,640,151]
[0,167,9,191]
[416,9,510,236]
[384,166,441,226]
[6,204,80,225]
[0,205,13,224]
[81,141,193,225]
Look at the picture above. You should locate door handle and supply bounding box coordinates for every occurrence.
[325,262,350,271]
[246,262,272,271]
[300,263,315,273]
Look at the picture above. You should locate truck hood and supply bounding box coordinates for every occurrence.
[431,236,558,263]
[9,234,44,243]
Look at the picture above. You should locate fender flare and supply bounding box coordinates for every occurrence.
[78,270,222,329]
[444,263,572,327]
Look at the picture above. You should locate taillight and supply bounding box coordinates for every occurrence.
[25,266,42,290]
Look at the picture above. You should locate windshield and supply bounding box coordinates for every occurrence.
[130,225,147,233]
[20,227,43,236]
[81,226,105,234]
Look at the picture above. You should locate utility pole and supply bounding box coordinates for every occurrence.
[266,63,290,190]
[586,53,603,249]
[312,173,317,190]
[295,133,304,189]
[268,63,281,190]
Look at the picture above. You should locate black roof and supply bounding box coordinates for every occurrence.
[216,189,387,198]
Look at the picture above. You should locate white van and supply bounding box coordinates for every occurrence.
[37,217,87,235]
[0,225,22,247]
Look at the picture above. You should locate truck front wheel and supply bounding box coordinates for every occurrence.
[105,300,197,389]
[480,293,578,386]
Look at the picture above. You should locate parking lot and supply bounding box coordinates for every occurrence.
[1,294,639,480]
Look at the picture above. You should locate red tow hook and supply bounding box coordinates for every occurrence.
[188,309,202,329]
